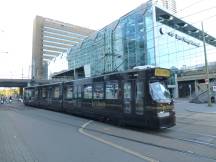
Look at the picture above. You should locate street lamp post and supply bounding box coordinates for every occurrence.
[201,22,212,107]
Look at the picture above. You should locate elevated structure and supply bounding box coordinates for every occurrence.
[0,79,31,87]
[0,79,56,87]
[32,16,95,80]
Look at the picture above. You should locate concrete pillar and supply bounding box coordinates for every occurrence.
[19,88,24,98]
[174,74,179,98]
[32,16,44,80]
[194,80,199,96]
[43,61,48,79]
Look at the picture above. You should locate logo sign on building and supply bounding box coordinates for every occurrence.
[159,27,201,47]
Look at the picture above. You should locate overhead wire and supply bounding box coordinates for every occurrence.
[180,6,216,20]
[177,0,205,14]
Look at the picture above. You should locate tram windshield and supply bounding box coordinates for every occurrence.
[149,82,171,103]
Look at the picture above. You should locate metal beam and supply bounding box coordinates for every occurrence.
[43,26,89,39]
[43,40,74,48]
[43,55,56,60]
[43,50,61,56]
[43,35,80,44]
[43,45,68,52]
[43,32,83,43]
[43,59,52,63]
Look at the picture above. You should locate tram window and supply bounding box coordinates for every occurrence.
[29,90,33,97]
[42,88,47,98]
[135,81,144,115]
[93,83,104,99]
[66,86,73,99]
[35,89,39,98]
[53,87,60,99]
[84,85,92,99]
[31,90,35,97]
[124,82,131,99]
[106,81,119,99]
[77,86,82,98]
[123,82,132,114]
[74,86,78,98]
[26,89,33,98]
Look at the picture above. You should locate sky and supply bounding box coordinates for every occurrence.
[0,0,216,79]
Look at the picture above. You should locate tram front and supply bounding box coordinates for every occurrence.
[148,68,176,128]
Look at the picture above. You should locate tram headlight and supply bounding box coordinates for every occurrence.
[158,111,170,118]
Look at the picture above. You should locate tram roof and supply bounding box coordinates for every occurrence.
[56,67,169,83]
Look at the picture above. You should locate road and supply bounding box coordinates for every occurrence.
[0,100,216,162]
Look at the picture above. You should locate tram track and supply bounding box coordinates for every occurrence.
[175,115,216,130]
[147,131,216,149]
[159,128,216,140]
[80,121,216,161]
[9,104,216,148]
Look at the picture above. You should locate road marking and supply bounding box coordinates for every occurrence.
[79,120,159,162]
[196,133,216,139]
[183,138,215,147]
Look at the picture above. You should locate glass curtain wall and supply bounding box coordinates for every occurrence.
[68,2,155,76]
[154,22,208,70]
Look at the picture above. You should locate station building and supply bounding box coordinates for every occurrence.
[54,1,216,98]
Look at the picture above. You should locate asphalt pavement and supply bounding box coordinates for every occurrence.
[0,102,149,162]
[0,100,216,162]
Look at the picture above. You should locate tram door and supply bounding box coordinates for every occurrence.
[135,81,144,115]
[123,81,132,114]
[47,87,52,106]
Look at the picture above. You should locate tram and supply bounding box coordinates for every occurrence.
[24,67,176,129]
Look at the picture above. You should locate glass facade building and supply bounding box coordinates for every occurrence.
[68,2,156,76]
[68,1,216,75]
[68,1,216,80]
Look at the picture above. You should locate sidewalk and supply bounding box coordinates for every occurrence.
[175,98,216,114]
[0,106,37,162]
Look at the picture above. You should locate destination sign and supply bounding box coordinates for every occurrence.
[155,68,170,77]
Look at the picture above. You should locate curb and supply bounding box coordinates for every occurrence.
[185,107,216,114]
